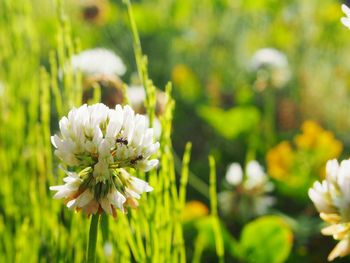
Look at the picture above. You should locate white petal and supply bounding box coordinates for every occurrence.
[110,190,126,210]
[341,17,350,29]
[100,197,112,215]
[130,176,153,193]
[75,190,94,208]
[225,163,243,186]
[326,159,339,182]
[342,4,350,17]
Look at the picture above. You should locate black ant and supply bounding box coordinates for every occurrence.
[116,138,128,145]
[130,155,143,165]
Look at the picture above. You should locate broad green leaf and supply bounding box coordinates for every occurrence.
[197,105,260,139]
[239,216,293,263]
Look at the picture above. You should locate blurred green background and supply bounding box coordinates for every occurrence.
[2,0,350,262]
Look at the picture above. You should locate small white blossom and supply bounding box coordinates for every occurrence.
[244,160,268,190]
[250,48,288,70]
[71,48,126,77]
[341,4,350,30]
[250,48,290,89]
[225,163,243,186]
[127,85,146,109]
[50,103,159,217]
[127,85,167,117]
[103,242,113,257]
[219,160,274,219]
[309,159,350,261]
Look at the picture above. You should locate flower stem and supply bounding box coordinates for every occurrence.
[87,213,100,263]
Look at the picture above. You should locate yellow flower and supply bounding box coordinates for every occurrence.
[294,120,343,178]
[172,64,192,86]
[266,141,294,180]
[171,64,200,102]
[294,121,342,157]
[181,201,209,223]
[317,131,343,160]
[294,120,322,149]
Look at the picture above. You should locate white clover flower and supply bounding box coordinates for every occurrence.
[309,159,350,261]
[244,160,269,190]
[103,242,113,257]
[127,85,167,117]
[127,85,146,109]
[50,103,159,217]
[250,48,288,70]
[225,163,243,186]
[219,160,274,219]
[71,48,126,77]
[250,48,290,90]
[341,4,350,30]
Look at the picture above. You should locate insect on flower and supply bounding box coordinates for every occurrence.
[50,103,159,217]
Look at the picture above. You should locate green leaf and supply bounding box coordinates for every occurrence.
[193,217,239,258]
[197,105,260,139]
[238,216,293,263]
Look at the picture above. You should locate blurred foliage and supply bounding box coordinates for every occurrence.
[237,216,293,263]
[197,106,260,140]
[1,0,350,262]
[267,120,343,201]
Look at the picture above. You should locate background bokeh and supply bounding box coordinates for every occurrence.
[2,0,350,262]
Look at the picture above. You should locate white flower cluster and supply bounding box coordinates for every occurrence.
[50,103,159,217]
[219,160,274,219]
[250,48,290,90]
[309,159,350,261]
[341,4,350,30]
[71,48,126,77]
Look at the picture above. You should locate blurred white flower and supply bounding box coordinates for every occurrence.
[309,159,350,261]
[341,4,350,30]
[103,242,113,257]
[225,163,243,186]
[219,160,274,220]
[127,85,146,109]
[245,160,268,190]
[127,85,167,117]
[71,48,126,77]
[250,48,288,70]
[250,48,290,90]
[50,103,159,217]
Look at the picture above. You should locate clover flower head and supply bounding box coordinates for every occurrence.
[220,160,274,219]
[127,85,167,117]
[309,159,350,261]
[50,103,159,217]
[250,48,290,90]
[71,48,126,77]
[127,85,146,109]
[341,4,350,30]
[225,163,243,186]
[250,48,288,70]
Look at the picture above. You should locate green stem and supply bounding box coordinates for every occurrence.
[87,213,100,263]
[263,89,276,150]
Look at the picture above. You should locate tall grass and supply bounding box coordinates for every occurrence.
[0,0,223,262]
